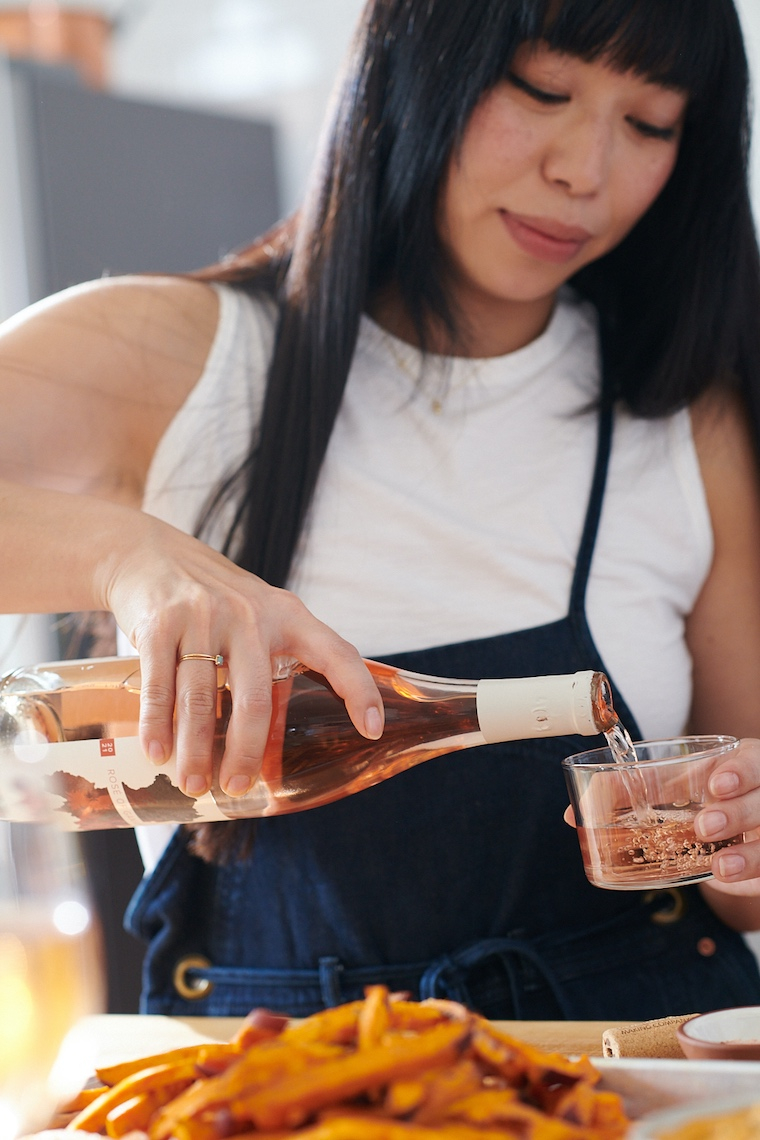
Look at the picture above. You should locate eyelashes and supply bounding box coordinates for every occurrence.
[626,117,678,141]
[506,71,680,141]
[506,71,568,105]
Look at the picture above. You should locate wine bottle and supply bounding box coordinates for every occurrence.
[0,656,617,831]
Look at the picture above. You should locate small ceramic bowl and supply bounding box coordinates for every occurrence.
[677,1006,760,1061]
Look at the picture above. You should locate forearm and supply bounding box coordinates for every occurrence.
[0,478,144,614]
[699,880,760,932]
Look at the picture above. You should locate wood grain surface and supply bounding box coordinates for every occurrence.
[75,1014,618,1065]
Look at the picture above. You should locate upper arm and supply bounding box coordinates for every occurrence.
[686,389,760,737]
[0,275,219,507]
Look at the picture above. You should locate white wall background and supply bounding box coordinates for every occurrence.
[110,0,367,214]
[737,0,760,212]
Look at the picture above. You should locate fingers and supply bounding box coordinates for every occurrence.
[216,642,273,797]
[695,739,760,884]
[275,592,384,740]
[174,654,223,796]
[217,591,383,796]
[111,521,385,800]
[707,830,760,889]
[134,583,383,800]
[705,738,760,804]
[136,638,178,768]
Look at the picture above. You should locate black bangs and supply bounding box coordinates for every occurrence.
[536,0,734,99]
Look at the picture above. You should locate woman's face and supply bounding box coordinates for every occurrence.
[438,43,688,340]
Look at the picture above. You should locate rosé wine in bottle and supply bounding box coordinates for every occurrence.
[0,656,616,831]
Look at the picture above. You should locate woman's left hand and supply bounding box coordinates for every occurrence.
[696,738,760,898]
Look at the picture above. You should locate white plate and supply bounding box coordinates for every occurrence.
[630,1093,760,1138]
[593,1057,760,1120]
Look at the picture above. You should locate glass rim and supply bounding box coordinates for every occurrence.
[561,734,738,773]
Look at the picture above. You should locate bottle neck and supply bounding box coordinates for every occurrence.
[475,671,612,744]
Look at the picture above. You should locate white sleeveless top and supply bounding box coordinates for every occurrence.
[132,283,711,866]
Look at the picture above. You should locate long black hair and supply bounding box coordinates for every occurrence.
[195,0,759,598]
[188,0,759,863]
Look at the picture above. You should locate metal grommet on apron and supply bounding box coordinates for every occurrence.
[645,888,687,926]
[173,955,214,1000]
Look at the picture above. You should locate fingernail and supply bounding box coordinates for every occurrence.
[365,706,383,739]
[697,810,727,838]
[185,775,209,797]
[718,853,745,878]
[224,775,252,797]
[710,771,740,796]
[148,740,166,764]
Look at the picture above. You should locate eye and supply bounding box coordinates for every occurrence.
[506,71,569,106]
[626,116,679,142]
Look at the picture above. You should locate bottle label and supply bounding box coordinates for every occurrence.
[1,735,230,829]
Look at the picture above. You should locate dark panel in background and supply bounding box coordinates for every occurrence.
[13,59,280,296]
[3,58,281,1010]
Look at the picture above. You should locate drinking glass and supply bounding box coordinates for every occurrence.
[562,735,742,890]
[0,816,104,1140]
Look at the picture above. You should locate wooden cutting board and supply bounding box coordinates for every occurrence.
[492,1020,613,1056]
[180,1017,613,1056]
[69,1014,614,1067]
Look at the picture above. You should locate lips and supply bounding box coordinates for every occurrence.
[500,210,593,264]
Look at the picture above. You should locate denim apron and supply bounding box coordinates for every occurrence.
[126,396,760,1020]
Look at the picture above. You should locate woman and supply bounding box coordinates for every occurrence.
[2,0,760,1018]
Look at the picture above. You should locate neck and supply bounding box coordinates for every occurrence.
[369,286,558,358]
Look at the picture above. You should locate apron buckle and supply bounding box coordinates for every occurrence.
[173,954,214,1000]
[645,888,687,925]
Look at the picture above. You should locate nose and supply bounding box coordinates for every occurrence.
[542,113,611,197]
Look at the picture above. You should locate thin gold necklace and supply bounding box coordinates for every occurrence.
[377,328,482,415]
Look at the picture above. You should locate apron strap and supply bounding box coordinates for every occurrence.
[568,389,614,616]
[176,938,574,1017]
[174,956,428,1010]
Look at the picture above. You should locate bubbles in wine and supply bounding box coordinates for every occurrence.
[579,808,740,888]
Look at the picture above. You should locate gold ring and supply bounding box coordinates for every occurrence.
[178,653,224,666]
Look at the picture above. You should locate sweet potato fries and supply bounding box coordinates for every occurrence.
[63,988,628,1139]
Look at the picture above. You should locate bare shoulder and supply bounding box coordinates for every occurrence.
[1,274,219,389]
[690,385,756,457]
[0,275,220,504]
[689,387,760,517]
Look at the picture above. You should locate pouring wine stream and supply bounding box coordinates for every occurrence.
[603,710,657,826]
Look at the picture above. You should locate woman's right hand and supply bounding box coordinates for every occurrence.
[99,513,385,798]
[0,276,383,798]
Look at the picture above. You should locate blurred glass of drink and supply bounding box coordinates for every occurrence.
[0,807,104,1140]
